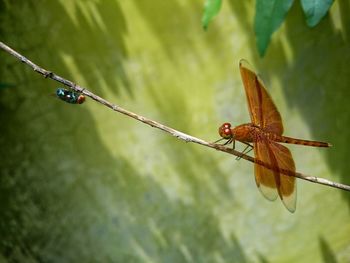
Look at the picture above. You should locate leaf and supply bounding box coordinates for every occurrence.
[301,0,334,27]
[255,0,294,56]
[202,0,222,30]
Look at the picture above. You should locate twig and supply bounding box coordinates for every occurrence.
[1,41,349,192]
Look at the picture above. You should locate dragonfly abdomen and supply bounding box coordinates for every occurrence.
[269,134,331,147]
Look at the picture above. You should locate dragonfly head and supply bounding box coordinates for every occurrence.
[218,122,233,139]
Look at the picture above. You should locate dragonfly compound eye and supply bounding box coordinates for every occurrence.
[223,122,231,129]
[224,128,231,137]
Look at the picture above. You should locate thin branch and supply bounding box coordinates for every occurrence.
[1,41,349,192]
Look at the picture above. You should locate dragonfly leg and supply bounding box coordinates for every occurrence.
[223,138,233,146]
[213,138,236,150]
[236,142,253,160]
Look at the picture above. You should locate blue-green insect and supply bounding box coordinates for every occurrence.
[56,88,85,104]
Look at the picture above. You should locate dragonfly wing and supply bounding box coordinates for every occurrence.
[254,140,279,201]
[239,60,283,135]
[268,141,297,213]
[254,139,297,212]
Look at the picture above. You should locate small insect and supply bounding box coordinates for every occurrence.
[56,88,85,104]
[217,60,331,213]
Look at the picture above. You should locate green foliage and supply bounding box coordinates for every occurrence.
[2,1,350,262]
[0,82,15,89]
[202,0,334,56]
[301,0,334,27]
[201,0,222,30]
[255,0,294,56]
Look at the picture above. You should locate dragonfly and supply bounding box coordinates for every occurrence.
[217,60,331,212]
[55,87,85,104]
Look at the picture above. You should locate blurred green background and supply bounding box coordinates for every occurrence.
[1,0,350,262]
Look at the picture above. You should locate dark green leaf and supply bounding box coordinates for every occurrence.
[255,0,294,56]
[301,0,334,27]
[202,0,222,30]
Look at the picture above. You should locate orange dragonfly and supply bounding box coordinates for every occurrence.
[217,60,331,212]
